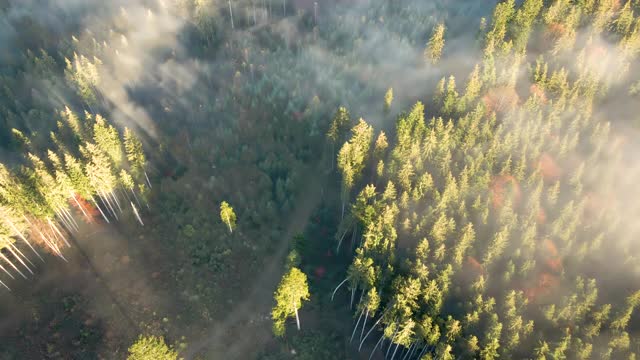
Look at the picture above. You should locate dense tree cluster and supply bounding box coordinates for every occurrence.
[0,107,149,289]
[332,0,640,358]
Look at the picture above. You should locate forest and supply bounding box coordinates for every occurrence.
[1,0,640,359]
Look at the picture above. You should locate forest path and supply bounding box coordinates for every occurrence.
[184,161,330,359]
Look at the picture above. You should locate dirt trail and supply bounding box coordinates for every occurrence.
[183,163,329,359]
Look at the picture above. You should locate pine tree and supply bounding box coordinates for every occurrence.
[124,128,147,181]
[384,87,394,115]
[219,201,237,233]
[272,267,310,337]
[425,23,446,64]
[127,335,178,360]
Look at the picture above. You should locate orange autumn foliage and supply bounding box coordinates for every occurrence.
[466,256,485,275]
[69,194,99,224]
[490,175,522,209]
[482,87,519,114]
[529,83,547,103]
[537,153,561,181]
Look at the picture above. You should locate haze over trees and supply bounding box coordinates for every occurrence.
[0,0,640,358]
[327,0,640,358]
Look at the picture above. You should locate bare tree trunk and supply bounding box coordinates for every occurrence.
[350,307,365,343]
[71,194,90,220]
[7,241,35,267]
[293,301,300,330]
[110,191,123,213]
[0,279,10,291]
[336,220,352,253]
[144,171,152,189]
[55,209,75,232]
[314,2,318,24]
[369,332,385,359]
[385,326,400,358]
[101,192,119,220]
[0,263,15,279]
[331,277,349,301]
[49,219,70,247]
[131,189,142,208]
[4,217,42,261]
[350,286,356,309]
[131,202,144,226]
[401,343,416,360]
[4,240,34,274]
[358,312,388,351]
[253,1,257,25]
[62,208,80,231]
[0,253,27,279]
[91,196,110,223]
[415,346,428,360]
[390,342,401,360]
[228,0,235,30]
[360,307,369,342]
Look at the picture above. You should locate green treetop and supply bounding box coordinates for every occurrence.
[384,87,394,114]
[271,267,310,337]
[127,335,178,360]
[425,23,446,64]
[219,201,237,234]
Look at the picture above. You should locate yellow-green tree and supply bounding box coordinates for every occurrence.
[219,201,236,233]
[127,335,177,360]
[384,87,394,114]
[272,267,310,337]
[425,23,446,64]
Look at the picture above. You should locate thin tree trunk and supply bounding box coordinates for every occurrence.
[49,219,70,247]
[131,202,144,226]
[359,312,388,351]
[144,171,152,189]
[350,307,365,343]
[227,219,233,233]
[131,189,142,208]
[336,220,352,253]
[101,192,119,220]
[55,210,75,232]
[386,327,400,359]
[0,253,27,279]
[401,343,416,360]
[331,277,349,301]
[62,208,79,229]
[253,1,257,25]
[0,279,10,291]
[293,301,300,330]
[415,345,428,360]
[71,194,90,220]
[350,286,356,309]
[7,241,35,268]
[350,223,358,251]
[0,263,15,279]
[91,197,110,223]
[4,217,42,261]
[41,225,65,260]
[357,288,364,309]
[110,191,123,213]
[360,307,369,342]
[228,0,235,30]
[390,342,401,360]
[4,240,33,274]
[369,332,386,359]
[33,226,63,259]
[282,0,285,17]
